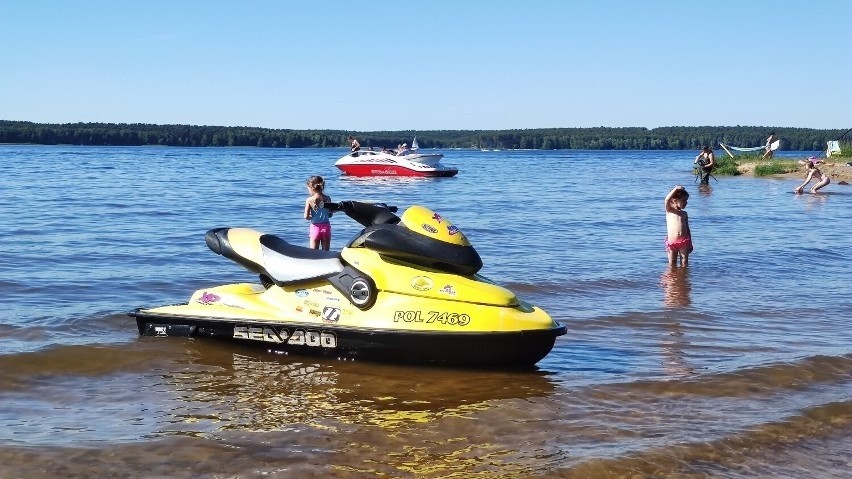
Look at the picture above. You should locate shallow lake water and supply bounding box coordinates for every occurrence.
[0,145,850,478]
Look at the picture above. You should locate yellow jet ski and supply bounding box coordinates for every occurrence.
[129,201,566,367]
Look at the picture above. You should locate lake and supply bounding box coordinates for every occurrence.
[0,145,850,478]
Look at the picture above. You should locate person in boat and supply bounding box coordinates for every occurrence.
[304,175,332,250]
[761,132,777,160]
[348,135,361,156]
[693,146,715,184]
[397,143,410,156]
[664,185,692,267]
[793,160,831,194]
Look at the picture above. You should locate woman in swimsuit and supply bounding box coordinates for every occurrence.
[694,146,715,184]
[793,160,830,194]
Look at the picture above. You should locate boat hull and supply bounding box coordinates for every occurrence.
[335,151,458,177]
[130,308,565,368]
[336,163,458,177]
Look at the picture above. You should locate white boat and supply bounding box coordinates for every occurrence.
[335,138,458,177]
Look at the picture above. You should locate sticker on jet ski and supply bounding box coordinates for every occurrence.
[233,325,337,348]
[197,291,220,304]
[393,311,471,326]
[322,307,341,322]
[195,291,244,309]
[411,276,434,291]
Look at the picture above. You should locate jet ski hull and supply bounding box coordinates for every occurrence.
[130,307,566,368]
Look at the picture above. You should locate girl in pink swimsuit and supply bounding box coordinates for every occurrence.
[304,176,332,250]
[664,185,693,267]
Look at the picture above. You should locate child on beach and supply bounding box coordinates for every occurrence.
[793,160,830,194]
[664,185,692,267]
[304,175,332,250]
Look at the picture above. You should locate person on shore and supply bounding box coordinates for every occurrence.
[304,175,332,250]
[348,135,361,156]
[798,156,824,166]
[761,132,777,160]
[694,146,715,184]
[664,185,692,267]
[793,160,831,194]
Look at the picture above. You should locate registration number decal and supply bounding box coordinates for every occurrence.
[233,325,337,348]
[393,311,471,326]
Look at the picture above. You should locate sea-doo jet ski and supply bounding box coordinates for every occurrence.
[129,201,566,367]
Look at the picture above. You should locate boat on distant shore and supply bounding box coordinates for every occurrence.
[335,138,458,177]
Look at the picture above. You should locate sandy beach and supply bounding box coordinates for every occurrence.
[737,159,852,183]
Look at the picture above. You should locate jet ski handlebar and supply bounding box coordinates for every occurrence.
[326,201,400,228]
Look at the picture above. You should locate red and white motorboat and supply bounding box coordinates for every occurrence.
[335,138,458,177]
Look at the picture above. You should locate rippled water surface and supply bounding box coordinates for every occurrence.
[1,145,850,478]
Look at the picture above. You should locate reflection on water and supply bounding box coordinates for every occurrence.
[659,267,695,377]
[338,174,449,188]
[697,183,713,196]
[159,342,558,434]
[800,191,831,209]
[142,343,563,477]
[660,266,691,309]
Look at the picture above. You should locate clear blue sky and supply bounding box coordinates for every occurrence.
[2,0,850,131]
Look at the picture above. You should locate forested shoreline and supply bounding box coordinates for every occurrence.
[0,120,845,151]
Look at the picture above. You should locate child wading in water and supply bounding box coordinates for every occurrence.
[664,185,692,267]
[304,175,332,250]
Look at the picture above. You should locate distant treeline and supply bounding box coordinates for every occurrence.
[0,120,846,151]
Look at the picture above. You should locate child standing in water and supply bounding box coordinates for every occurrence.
[664,185,692,267]
[793,160,830,194]
[304,176,332,250]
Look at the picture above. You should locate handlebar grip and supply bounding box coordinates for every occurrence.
[327,201,396,213]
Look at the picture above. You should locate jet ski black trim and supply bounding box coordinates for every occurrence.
[351,224,483,276]
[205,227,263,274]
[130,308,566,368]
